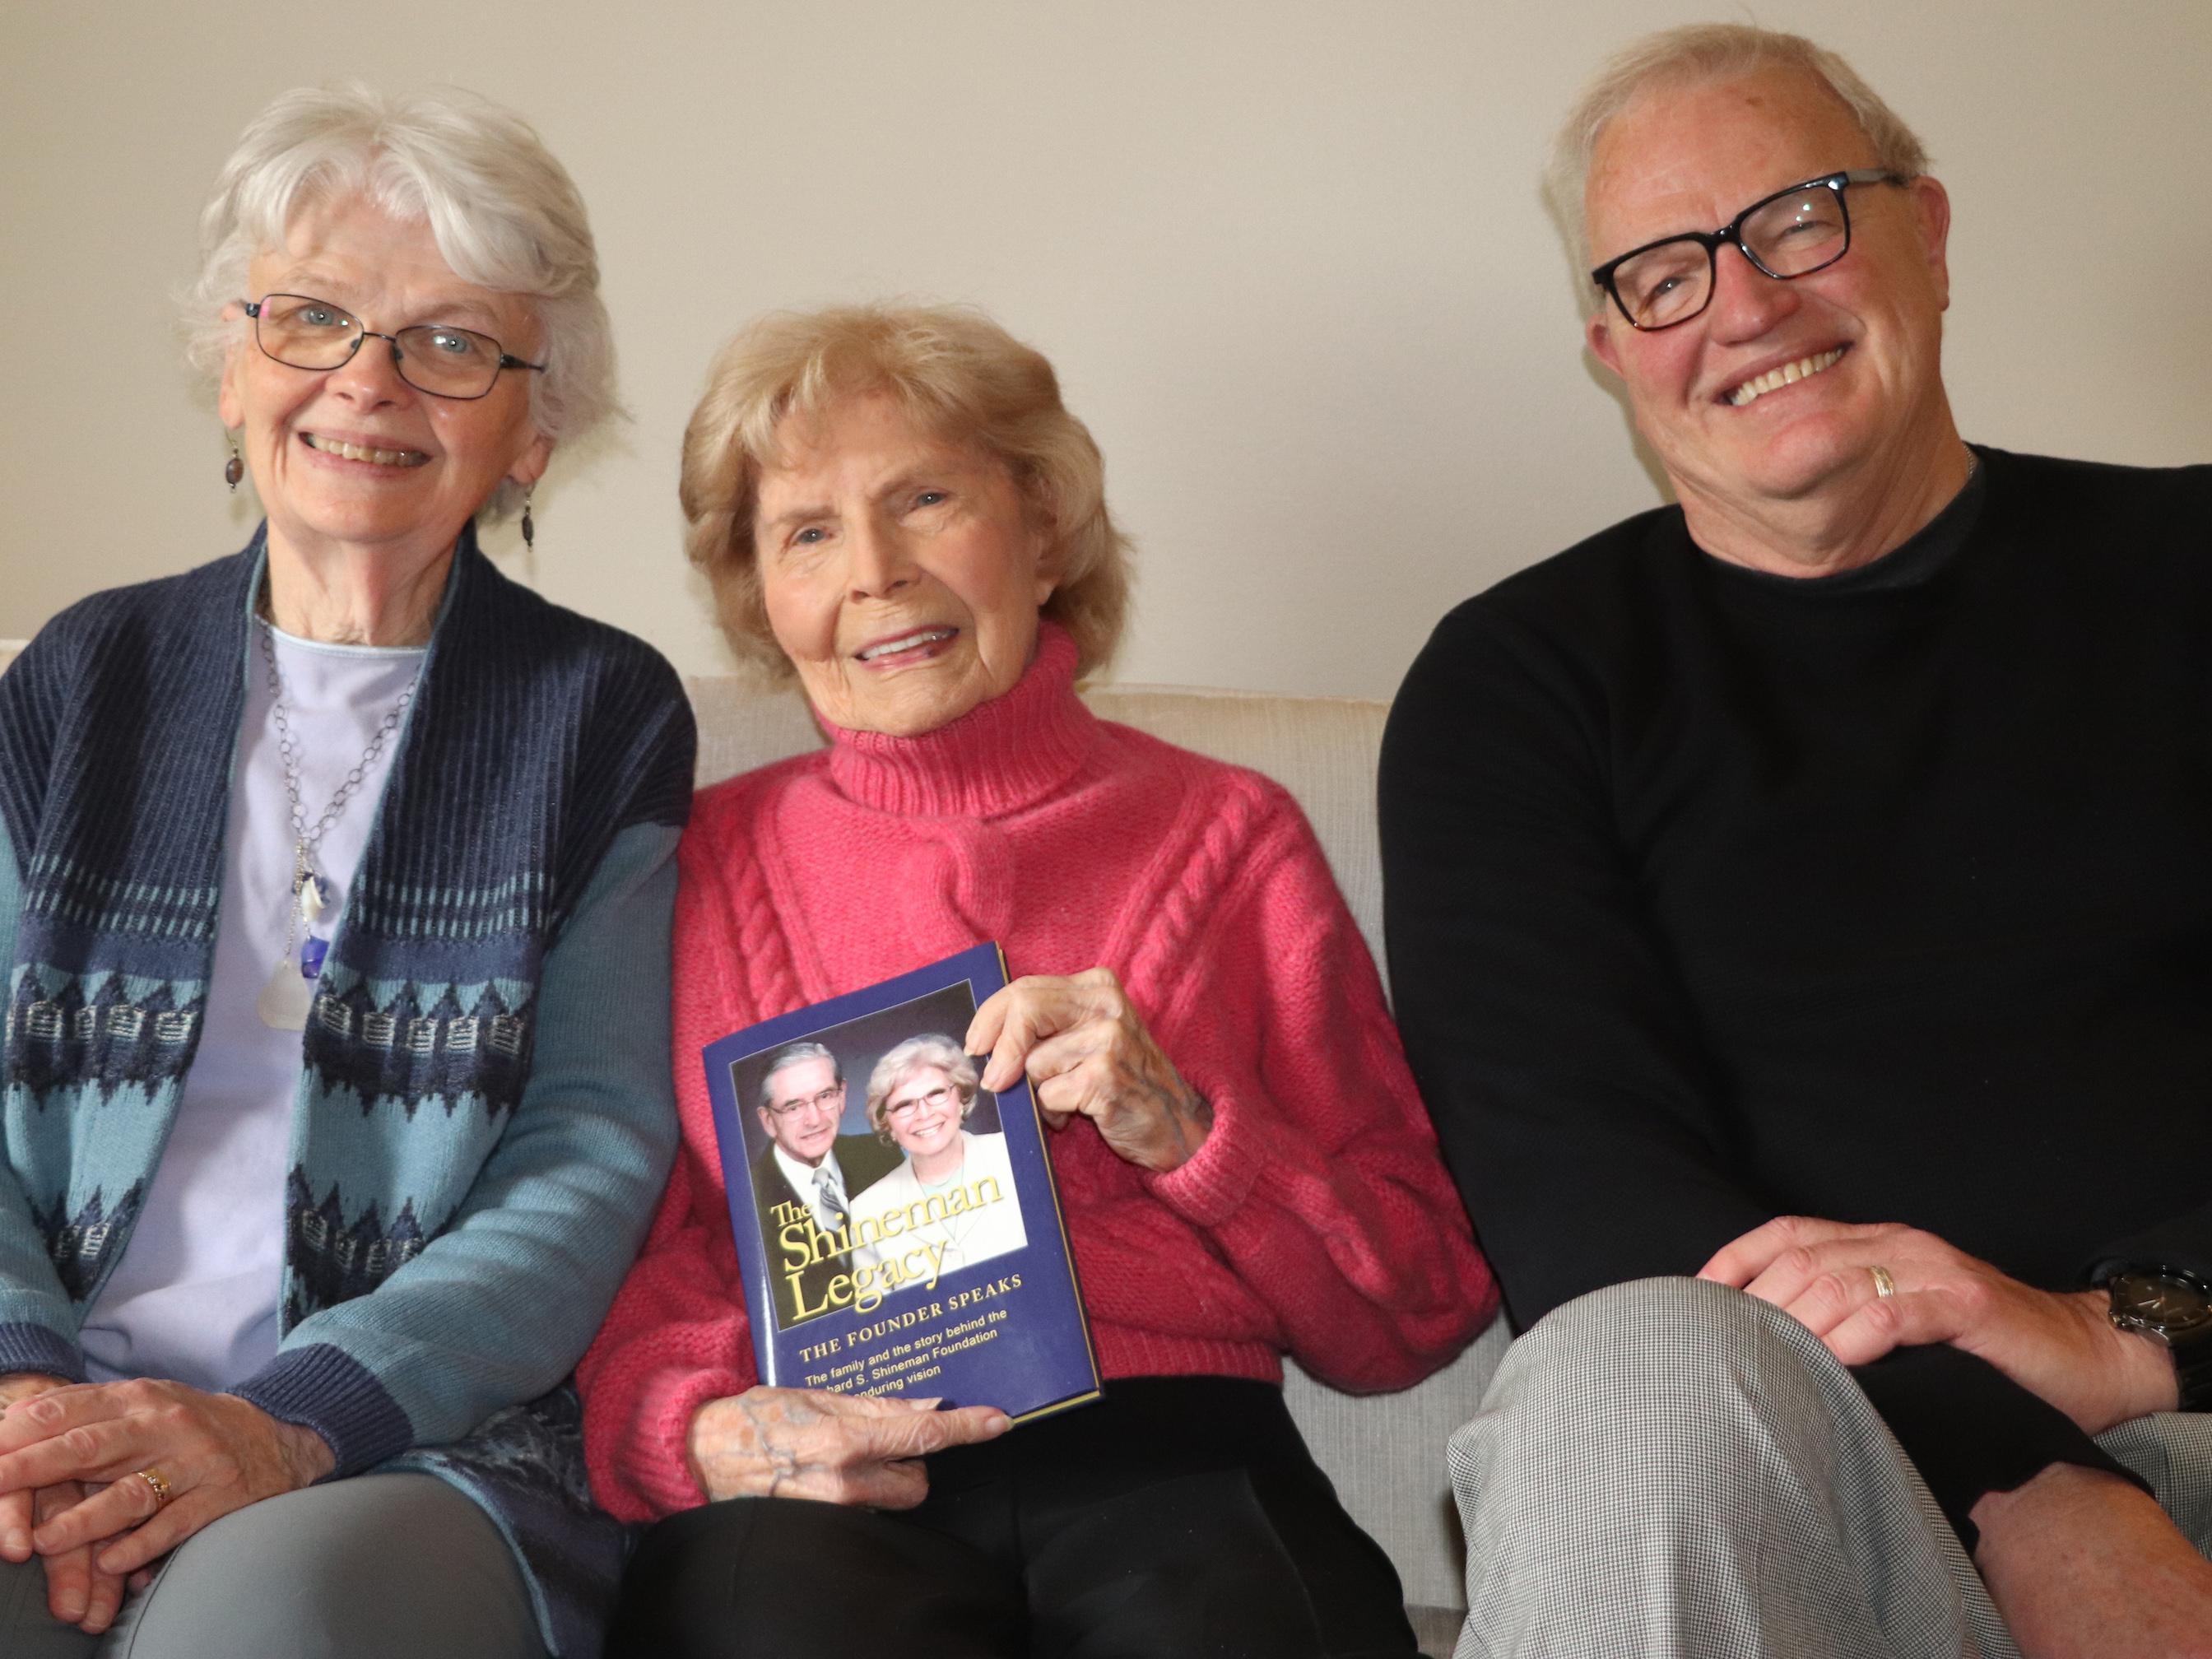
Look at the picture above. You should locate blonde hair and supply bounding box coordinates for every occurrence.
[680,304,1132,679]
[186,84,618,512]
[1550,25,1932,300]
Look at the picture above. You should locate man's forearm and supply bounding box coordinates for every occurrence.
[1973,1462,2212,1659]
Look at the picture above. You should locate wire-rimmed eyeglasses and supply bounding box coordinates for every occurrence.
[885,1085,960,1123]
[1590,170,1908,332]
[765,1085,844,1119]
[242,293,546,400]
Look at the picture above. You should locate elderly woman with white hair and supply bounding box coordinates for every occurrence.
[848,1036,1029,1278]
[579,304,1497,1659]
[0,86,692,1657]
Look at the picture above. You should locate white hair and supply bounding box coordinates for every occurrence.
[1548,24,1933,309]
[186,84,619,509]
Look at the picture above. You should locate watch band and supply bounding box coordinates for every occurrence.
[2103,1266,2212,1412]
[2172,1338,2212,1414]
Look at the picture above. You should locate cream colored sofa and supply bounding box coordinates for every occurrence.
[693,671,1508,1654]
[0,639,1503,1652]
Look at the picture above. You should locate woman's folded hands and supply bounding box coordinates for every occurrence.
[0,1376,335,1589]
[0,1372,132,1635]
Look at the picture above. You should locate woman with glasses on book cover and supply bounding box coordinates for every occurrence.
[0,86,692,1658]
[847,1035,1029,1281]
[579,303,1501,1658]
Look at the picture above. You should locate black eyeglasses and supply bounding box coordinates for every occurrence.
[1590,170,1908,332]
[242,293,546,399]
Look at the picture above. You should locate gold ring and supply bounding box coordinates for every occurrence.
[1869,1265,1898,1301]
[132,1468,170,1510]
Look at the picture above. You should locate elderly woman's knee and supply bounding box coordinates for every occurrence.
[123,1475,544,1659]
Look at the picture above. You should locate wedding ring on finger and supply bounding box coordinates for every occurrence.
[132,1469,171,1511]
[1868,1264,1898,1301]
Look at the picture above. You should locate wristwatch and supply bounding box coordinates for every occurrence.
[2102,1266,2212,1411]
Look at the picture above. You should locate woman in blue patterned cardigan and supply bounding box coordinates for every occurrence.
[0,87,692,1657]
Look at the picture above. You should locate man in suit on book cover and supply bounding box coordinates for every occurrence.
[751,1041,902,1328]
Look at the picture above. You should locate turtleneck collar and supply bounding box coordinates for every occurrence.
[820,622,1099,817]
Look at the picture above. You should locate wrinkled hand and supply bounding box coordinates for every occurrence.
[686,1387,1009,1507]
[0,1378,335,1575]
[966,968,1212,1173]
[1699,1215,2177,1435]
[0,1372,67,1561]
[31,1480,137,1634]
[0,1374,133,1633]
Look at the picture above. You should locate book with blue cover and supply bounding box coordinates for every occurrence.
[702,941,1099,1422]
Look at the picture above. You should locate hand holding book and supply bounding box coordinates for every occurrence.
[685,1387,1009,1508]
[698,944,1099,1435]
[967,968,1214,1174]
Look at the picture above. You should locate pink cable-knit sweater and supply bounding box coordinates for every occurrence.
[579,626,1498,1522]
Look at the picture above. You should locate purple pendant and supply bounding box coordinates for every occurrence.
[300,935,328,979]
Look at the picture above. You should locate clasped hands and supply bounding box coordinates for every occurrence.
[1698,1215,2177,1435]
[0,1372,333,1635]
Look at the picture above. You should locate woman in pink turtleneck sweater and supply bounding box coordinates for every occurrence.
[579,305,1496,1659]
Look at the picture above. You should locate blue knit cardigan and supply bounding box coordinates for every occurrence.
[0,528,695,1655]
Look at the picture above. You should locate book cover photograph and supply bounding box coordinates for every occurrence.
[702,941,1099,1422]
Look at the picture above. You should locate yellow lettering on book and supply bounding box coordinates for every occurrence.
[785,1238,955,1317]
[778,1215,830,1272]
[775,1173,1015,1317]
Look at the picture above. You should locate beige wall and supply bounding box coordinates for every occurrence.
[5,0,2206,697]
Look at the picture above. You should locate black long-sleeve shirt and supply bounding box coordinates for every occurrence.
[1380,446,2212,1545]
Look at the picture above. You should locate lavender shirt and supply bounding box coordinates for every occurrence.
[78,623,421,1392]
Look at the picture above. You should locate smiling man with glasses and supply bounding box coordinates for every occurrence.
[748,1043,903,1329]
[1380,21,2212,1659]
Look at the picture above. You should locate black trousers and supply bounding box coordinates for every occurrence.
[607,1376,1418,1659]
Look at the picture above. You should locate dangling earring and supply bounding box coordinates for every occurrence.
[225,434,244,493]
[521,485,536,551]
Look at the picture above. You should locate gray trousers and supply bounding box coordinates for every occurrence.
[1451,1277,2212,1659]
[0,1472,547,1658]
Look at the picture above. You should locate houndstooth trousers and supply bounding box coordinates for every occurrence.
[1449,1277,2212,1659]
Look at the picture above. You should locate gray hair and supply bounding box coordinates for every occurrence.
[758,1041,843,1113]
[864,1034,980,1142]
[1548,24,1933,304]
[185,84,619,510]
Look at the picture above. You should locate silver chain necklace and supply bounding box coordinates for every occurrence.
[252,618,420,1029]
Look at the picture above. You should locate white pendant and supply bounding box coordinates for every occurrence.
[299,873,328,930]
[256,957,314,1031]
